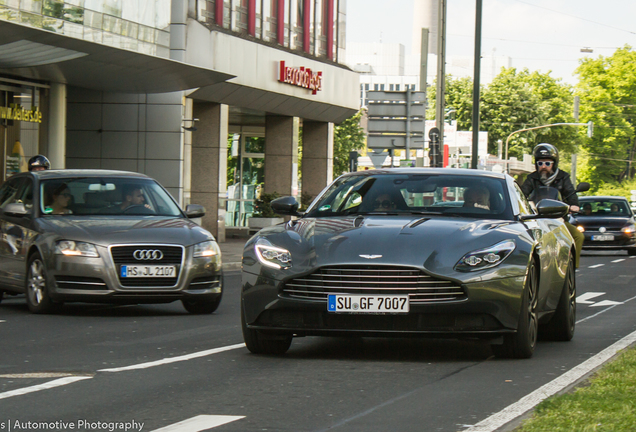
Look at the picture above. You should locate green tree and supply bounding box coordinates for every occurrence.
[428,69,579,159]
[575,46,636,187]
[333,109,366,176]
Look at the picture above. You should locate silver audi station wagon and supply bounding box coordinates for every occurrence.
[0,170,222,314]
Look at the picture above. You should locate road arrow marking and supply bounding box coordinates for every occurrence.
[150,415,244,432]
[589,264,605,268]
[577,292,605,304]
[590,300,624,307]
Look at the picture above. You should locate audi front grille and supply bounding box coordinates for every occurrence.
[110,245,184,288]
[282,265,466,303]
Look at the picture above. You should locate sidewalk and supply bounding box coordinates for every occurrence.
[219,237,247,271]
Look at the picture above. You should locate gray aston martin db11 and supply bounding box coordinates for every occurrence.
[241,168,576,358]
[0,170,222,314]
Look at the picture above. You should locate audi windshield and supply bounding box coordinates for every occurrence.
[39,177,182,217]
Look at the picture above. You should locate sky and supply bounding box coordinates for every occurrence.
[345,0,636,85]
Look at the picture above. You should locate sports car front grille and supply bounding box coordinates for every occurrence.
[110,245,183,288]
[282,266,466,303]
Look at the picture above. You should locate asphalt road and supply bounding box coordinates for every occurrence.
[1,251,636,432]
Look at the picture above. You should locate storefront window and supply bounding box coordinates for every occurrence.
[0,83,43,180]
[225,133,265,229]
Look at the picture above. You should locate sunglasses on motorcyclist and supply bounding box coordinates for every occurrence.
[537,161,553,167]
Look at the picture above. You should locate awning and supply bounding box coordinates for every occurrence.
[0,20,234,93]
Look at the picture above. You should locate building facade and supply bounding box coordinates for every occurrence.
[0,0,359,241]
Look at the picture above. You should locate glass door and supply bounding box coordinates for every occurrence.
[226,134,265,229]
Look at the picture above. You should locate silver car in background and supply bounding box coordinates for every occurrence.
[0,170,223,314]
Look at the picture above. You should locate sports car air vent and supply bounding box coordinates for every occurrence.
[283,265,465,303]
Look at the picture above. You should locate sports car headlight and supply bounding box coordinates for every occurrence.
[54,240,99,257]
[255,239,292,269]
[455,240,516,272]
[194,240,221,258]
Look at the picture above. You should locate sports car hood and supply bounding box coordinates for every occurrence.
[248,215,532,277]
[36,216,215,247]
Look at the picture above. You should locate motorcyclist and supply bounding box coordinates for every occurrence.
[28,155,51,172]
[521,143,584,268]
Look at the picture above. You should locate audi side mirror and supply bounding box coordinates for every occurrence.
[185,204,205,219]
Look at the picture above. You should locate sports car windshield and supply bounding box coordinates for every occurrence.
[305,173,513,219]
[40,177,182,217]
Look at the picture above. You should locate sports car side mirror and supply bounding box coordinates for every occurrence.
[520,199,569,221]
[185,204,206,218]
[271,196,300,216]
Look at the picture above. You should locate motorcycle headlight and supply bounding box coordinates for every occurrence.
[577,225,585,233]
[622,224,636,234]
[194,240,221,258]
[255,239,292,269]
[455,240,516,272]
[55,240,99,257]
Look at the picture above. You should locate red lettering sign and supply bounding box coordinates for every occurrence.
[278,61,322,95]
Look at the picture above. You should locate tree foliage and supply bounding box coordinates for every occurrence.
[333,109,366,176]
[575,46,636,188]
[427,68,580,158]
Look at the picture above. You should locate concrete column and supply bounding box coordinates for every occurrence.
[48,82,66,169]
[301,121,333,204]
[264,115,299,197]
[192,102,228,242]
[170,0,187,62]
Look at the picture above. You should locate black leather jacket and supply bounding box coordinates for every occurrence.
[520,170,579,207]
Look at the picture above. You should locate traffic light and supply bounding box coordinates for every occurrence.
[428,127,442,168]
[348,151,359,172]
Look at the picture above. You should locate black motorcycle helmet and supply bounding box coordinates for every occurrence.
[28,155,51,171]
[533,143,559,171]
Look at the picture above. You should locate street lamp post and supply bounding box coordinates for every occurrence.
[504,121,593,173]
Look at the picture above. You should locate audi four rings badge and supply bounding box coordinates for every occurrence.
[133,249,164,260]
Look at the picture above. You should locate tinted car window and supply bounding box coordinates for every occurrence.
[39,177,182,216]
[306,174,512,219]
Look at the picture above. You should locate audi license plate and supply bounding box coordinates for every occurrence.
[592,235,614,241]
[327,294,409,313]
[120,265,176,278]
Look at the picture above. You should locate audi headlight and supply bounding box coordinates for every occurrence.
[255,239,292,269]
[55,240,99,257]
[455,240,516,272]
[194,240,221,258]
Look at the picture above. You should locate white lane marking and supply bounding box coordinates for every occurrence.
[612,259,626,263]
[591,300,624,307]
[150,415,244,432]
[589,264,605,268]
[577,292,605,304]
[0,320,5,323]
[463,328,636,432]
[0,376,92,400]
[98,343,246,372]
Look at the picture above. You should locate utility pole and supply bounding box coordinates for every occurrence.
[420,28,429,93]
[471,0,482,169]
[435,0,447,150]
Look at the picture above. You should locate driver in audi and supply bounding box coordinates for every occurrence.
[120,185,151,211]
